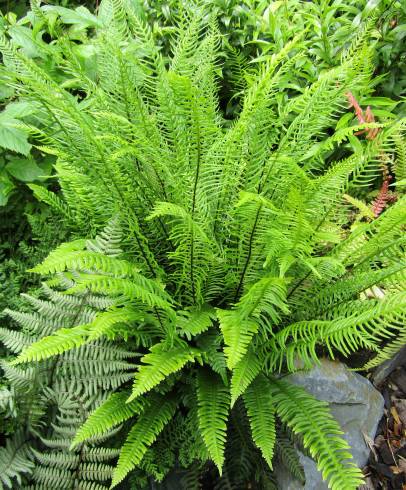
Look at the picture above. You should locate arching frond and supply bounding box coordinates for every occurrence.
[269,378,365,490]
[230,347,261,407]
[72,392,144,447]
[111,393,177,487]
[128,342,197,401]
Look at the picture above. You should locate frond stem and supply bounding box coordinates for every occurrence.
[234,203,262,302]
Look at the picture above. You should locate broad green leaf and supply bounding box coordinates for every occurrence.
[3,101,38,119]
[6,158,44,182]
[8,25,46,59]
[0,176,15,206]
[43,6,102,28]
[0,124,31,155]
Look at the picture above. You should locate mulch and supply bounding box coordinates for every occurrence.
[362,364,406,490]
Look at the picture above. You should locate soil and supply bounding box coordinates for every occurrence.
[362,361,406,490]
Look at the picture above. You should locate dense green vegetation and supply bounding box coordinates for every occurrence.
[0,0,405,489]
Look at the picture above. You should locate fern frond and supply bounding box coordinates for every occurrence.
[243,374,276,469]
[269,378,364,490]
[276,430,305,484]
[177,306,216,339]
[72,392,144,448]
[0,328,33,353]
[218,276,288,369]
[30,250,141,277]
[0,433,34,489]
[362,328,406,370]
[11,306,145,364]
[217,309,259,371]
[271,292,406,372]
[66,275,174,311]
[111,393,177,487]
[128,342,197,401]
[230,346,261,407]
[197,369,230,474]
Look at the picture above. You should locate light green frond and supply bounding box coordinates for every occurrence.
[12,306,143,364]
[197,369,230,474]
[269,378,364,490]
[362,329,406,370]
[217,308,259,370]
[11,325,89,365]
[243,374,276,469]
[128,342,196,401]
[218,277,288,369]
[72,392,143,448]
[392,125,406,184]
[30,250,141,278]
[177,306,216,338]
[269,292,406,372]
[111,393,177,488]
[343,194,375,220]
[230,347,261,407]
[28,183,75,224]
[28,240,87,274]
[66,275,173,311]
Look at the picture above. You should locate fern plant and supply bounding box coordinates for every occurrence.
[1,1,405,489]
[0,221,138,489]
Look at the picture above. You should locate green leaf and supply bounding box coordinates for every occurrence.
[44,6,102,28]
[0,175,15,206]
[6,158,44,182]
[0,124,31,155]
[3,101,38,119]
[243,374,276,468]
[197,369,230,474]
[8,25,47,58]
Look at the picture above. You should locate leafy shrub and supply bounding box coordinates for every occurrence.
[139,0,406,115]
[0,1,405,489]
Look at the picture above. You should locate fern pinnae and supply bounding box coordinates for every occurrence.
[72,392,144,448]
[197,369,230,474]
[230,347,261,408]
[127,342,197,402]
[1,5,405,488]
[243,375,276,469]
[111,393,177,487]
[269,378,365,490]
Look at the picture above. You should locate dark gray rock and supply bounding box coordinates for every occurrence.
[370,345,406,387]
[275,359,384,489]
